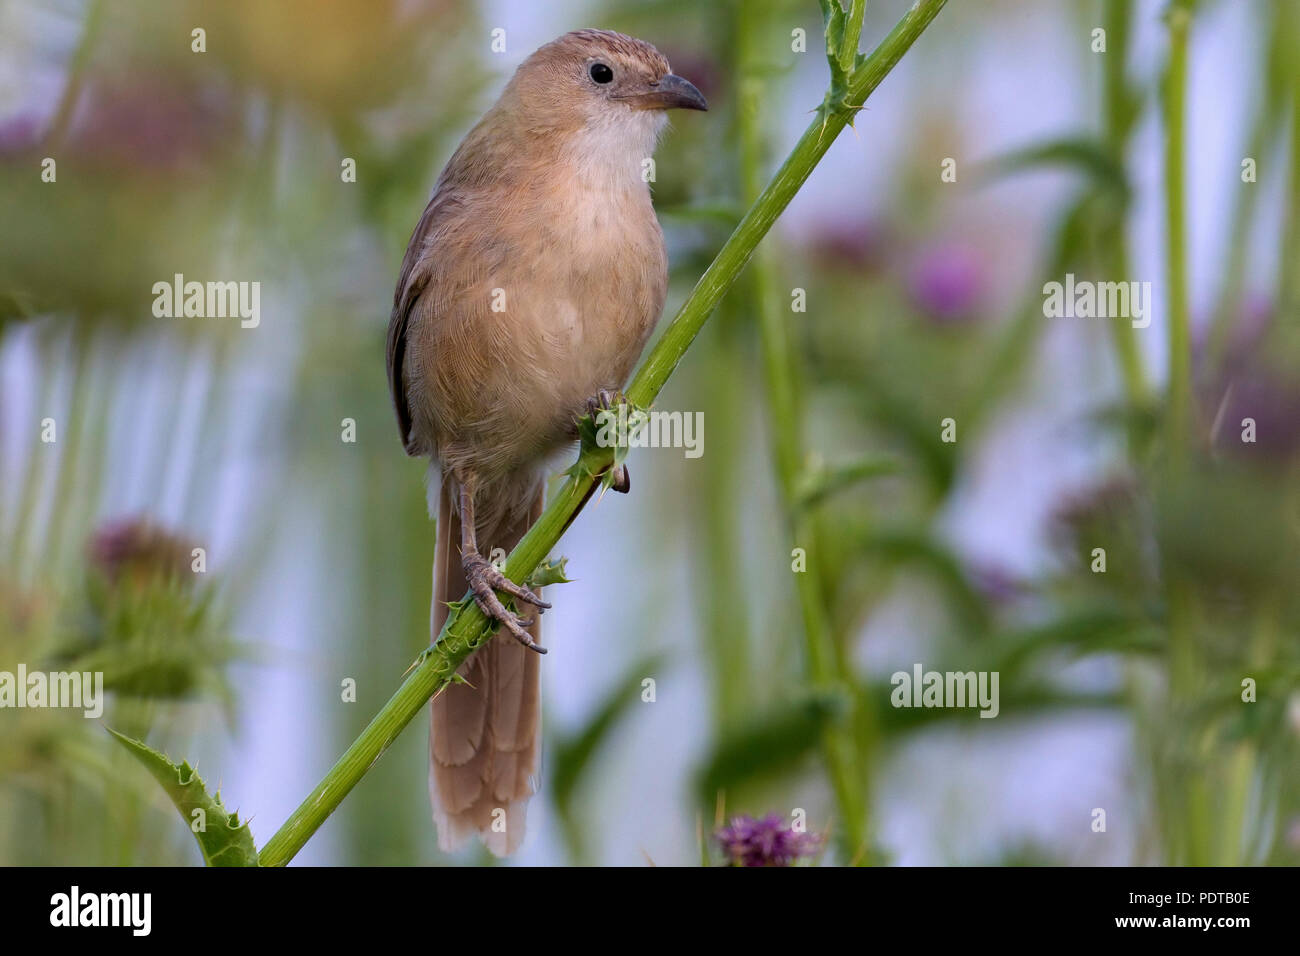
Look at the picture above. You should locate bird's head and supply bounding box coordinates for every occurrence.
[503,29,706,153]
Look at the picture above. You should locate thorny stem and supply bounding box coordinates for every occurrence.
[258,0,950,868]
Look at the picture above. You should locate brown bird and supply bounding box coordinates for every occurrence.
[386,30,705,856]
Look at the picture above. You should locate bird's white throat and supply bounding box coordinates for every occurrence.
[565,106,668,195]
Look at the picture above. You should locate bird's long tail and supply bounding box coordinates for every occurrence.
[429,480,544,857]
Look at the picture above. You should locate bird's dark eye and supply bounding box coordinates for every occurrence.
[589,62,614,84]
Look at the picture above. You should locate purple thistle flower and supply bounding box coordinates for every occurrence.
[969,562,1027,606]
[1211,371,1300,463]
[1195,298,1300,464]
[805,216,891,273]
[88,517,195,587]
[714,814,822,867]
[906,242,985,324]
[67,73,240,176]
[0,114,41,157]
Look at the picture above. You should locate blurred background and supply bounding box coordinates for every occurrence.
[1,0,1297,866]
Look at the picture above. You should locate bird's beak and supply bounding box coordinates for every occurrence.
[618,74,708,112]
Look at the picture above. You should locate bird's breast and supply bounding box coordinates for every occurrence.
[414,167,668,480]
[525,178,667,371]
[486,178,666,453]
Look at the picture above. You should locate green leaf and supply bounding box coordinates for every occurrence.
[573,406,602,451]
[857,372,958,493]
[524,556,572,589]
[567,397,652,490]
[694,690,847,805]
[974,134,1131,204]
[550,654,665,864]
[867,680,1124,733]
[819,0,850,89]
[796,454,898,510]
[550,653,666,809]
[994,606,1162,677]
[107,728,258,866]
[854,527,990,638]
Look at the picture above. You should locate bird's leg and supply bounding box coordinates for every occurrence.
[458,481,550,654]
[586,389,631,494]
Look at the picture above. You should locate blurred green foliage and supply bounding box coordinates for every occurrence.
[1,0,1297,866]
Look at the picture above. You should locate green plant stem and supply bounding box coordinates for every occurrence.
[695,0,755,736]
[1205,42,1279,369]
[1163,2,1192,460]
[627,0,948,408]
[738,1,869,861]
[1162,0,1207,866]
[1283,2,1300,323]
[43,0,104,149]
[258,0,950,868]
[1163,3,1194,689]
[1101,0,1147,406]
[694,316,753,733]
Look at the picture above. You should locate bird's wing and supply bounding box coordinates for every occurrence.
[387,188,451,456]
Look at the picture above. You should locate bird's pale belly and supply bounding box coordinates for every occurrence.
[431,281,656,482]
[419,182,667,482]
[500,291,652,459]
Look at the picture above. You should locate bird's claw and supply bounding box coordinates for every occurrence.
[585,388,623,418]
[606,463,630,493]
[463,553,549,654]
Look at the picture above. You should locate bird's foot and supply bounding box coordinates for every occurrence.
[586,388,622,417]
[462,553,550,654]
[586,389,631,494]
[607,464,631,494]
